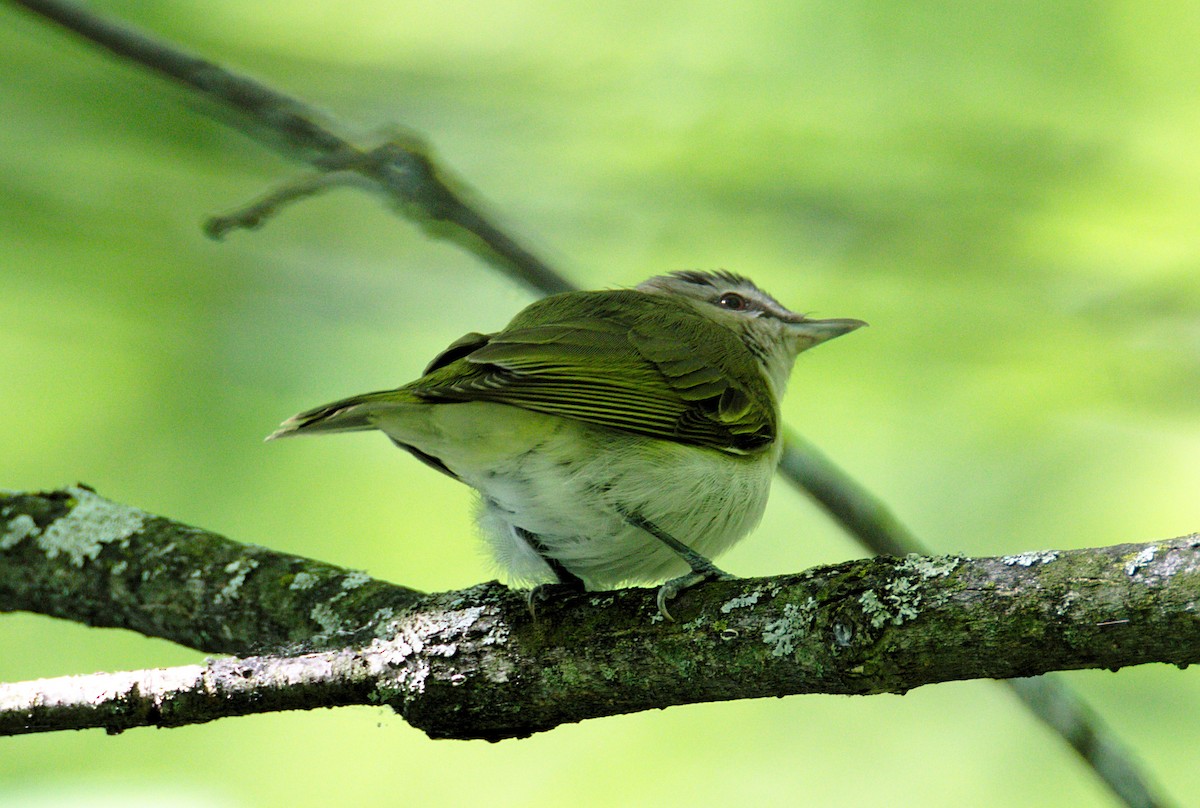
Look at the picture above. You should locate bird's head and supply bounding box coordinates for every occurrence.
[638,270,866,395]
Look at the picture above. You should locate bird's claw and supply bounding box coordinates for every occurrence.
[525,579,585,618]
[655,566,736,621]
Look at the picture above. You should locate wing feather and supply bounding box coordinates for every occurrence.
[407,290,776,453]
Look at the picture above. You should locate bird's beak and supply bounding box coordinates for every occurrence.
[786,316,868,347]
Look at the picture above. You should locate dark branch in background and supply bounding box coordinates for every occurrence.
[1,1,1183,805]
[3,489,1199,740]
[778,429,1175,806]
[5,0,572,297]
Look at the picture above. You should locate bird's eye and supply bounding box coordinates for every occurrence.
[717,292,749,311]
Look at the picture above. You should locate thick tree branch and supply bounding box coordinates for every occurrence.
[3,488,1199,740]
[0,487,422,655]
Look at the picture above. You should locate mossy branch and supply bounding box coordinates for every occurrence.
[3,488,1199,741]
[0,486,422,655]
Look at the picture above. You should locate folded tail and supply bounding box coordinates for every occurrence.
[266,389,417,441]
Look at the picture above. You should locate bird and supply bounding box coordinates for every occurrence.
[268,270,865,617]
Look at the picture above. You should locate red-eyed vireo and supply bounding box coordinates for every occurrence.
[269,271,864,617]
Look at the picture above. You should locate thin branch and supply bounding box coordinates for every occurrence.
[1,1,1181,804]
[6,0,573,297]
[0,648,377,737]
[2,489,1199,740]
[779,430,1175,808]
[1007,676,1172,808]
[204,170,378,239]
[780,429,926,556]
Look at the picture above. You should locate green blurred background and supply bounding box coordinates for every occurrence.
[2,1,1198,805]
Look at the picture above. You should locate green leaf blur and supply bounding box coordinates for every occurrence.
[1,1,1197,806]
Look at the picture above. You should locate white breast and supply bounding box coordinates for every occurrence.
[375,399,778,589]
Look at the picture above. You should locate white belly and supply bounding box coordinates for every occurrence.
[375,401,779,589]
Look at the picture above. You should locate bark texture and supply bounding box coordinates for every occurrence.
[3,488,1198,741]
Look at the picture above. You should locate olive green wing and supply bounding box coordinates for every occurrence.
[409,316,776,453]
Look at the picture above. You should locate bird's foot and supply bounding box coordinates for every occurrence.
[526,578,585,619]
[656,562,736,621]
[515,525,586,618]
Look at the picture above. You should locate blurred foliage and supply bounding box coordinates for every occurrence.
[1,1,1197,806]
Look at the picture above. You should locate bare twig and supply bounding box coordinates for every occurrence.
[6,0,573,297]
[205,170,377,239]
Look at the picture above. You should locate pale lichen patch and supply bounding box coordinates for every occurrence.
[442,606,486,635]
[899,554,961,578]
[341,570,372,590]
[762,598,816,657]
[859,555,957,628]
[1125,546,1157,577]
[216,558,259,603]
[1003,550,1060,567]
[720,590,762,613]
[832,621,854,647]
[2,514,38,550]
[37,486,146,566]
[860,590,890,628]
[480,613,510,646]
[1155,544,1197,579]
[289,572,319,591]
[370,607,399,636]
[310,602,346,636]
